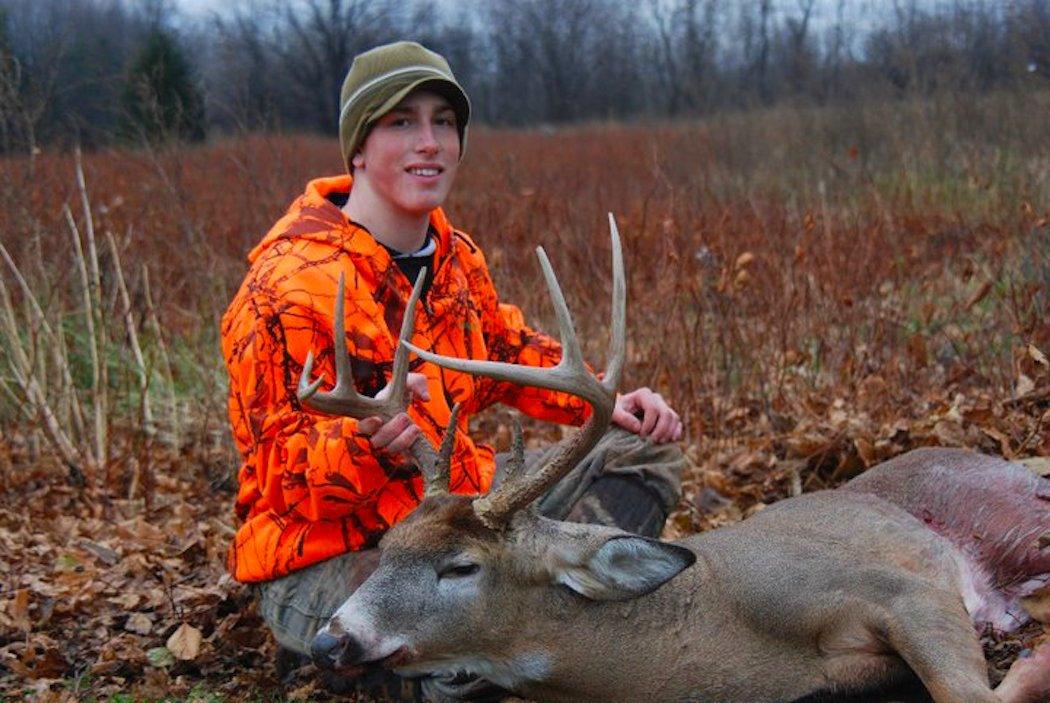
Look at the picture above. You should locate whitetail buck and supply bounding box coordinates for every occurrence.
[299,216,1050,703]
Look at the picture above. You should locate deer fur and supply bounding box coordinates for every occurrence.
[316,447,1050,703]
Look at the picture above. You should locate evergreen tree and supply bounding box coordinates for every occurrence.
[0,5,26,154]
[122,29,205,143]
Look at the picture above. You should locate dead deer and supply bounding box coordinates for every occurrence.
[300,216,1050,703]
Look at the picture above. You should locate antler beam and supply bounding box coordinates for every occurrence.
[405,213,626,528]
[298,271,451,497]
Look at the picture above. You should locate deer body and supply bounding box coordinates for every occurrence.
[302,217,1050,702]
[338,448,1044,703]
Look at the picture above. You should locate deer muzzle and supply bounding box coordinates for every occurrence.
[311,629,364,671]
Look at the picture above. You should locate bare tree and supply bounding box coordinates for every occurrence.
[821,0,849,101]
[274,0,397,131]
[209,1,284,130]
[783,0,816,96]
[735,0,775,106]
[3,0,1049,142]
[1016,0,1050,78]
[651,0,719,115]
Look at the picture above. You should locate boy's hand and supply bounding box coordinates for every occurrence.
[611,387,683,443]
[358,372,430,455]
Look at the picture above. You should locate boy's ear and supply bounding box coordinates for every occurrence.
[551,533,695,602]
[351,151,365,170]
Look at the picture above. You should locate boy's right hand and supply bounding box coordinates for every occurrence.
[357,372,430,455]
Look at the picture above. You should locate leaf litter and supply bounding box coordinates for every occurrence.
[0,368,1046,701]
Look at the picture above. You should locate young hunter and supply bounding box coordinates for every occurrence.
[221,41,686,702]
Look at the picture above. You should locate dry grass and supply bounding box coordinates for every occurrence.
[0,90,1048,701]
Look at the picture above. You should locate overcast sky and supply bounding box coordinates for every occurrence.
[173,0,225,17]
[170,0,901,32]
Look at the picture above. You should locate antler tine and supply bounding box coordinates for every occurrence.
[426,402,462,497]
[385,268,427,411]
[536,245,588,377]
[603,212,627,392]
[403,216,627,529]
[402,244,608,410]
[502,418,527,486]
[298,271,450,490]
[298,271,426,420]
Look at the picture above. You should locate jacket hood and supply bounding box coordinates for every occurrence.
[247,174,456,264]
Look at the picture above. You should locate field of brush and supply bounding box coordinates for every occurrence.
[0,90,1048,701]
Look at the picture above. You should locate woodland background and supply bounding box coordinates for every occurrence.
[0,0,1048,701]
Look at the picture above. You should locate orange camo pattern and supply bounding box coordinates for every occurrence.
[221,175,589,583]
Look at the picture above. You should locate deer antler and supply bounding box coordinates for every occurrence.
[404,214,626,528]
[298,271,450,497]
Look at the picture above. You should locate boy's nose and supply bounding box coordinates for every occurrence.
[416,125,440,153]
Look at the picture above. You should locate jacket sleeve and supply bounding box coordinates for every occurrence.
[463,246,592,426]
[224,303,416,527]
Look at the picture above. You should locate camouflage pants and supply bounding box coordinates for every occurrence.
[255,427,684,694]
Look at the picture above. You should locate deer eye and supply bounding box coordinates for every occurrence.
[438,562,480,579]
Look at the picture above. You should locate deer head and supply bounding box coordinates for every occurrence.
[301,215,694,689]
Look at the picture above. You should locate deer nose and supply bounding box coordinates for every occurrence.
[311,630,359,670]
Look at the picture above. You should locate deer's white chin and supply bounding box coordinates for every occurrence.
[329,603,408,665]
[396,650,553,689]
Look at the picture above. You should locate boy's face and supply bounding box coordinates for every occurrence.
[352,90,460,219]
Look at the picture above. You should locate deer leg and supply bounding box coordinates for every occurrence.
[995,640,1050,703]
[877,593,999,703]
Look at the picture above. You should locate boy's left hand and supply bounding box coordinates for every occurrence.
[611,388,683,443]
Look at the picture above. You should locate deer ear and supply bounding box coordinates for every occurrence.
[555,535,695,601]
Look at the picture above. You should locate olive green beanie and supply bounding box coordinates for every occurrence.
[339,41,471,173]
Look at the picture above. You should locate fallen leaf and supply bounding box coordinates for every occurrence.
[146,646,176,668]
[743,502,767,517]
[694,487,732,514]
[857,374,887,409]
[786,432,833,457]
[79,539,119,566]
[980,426,1012,456]
[8,589,30,631]
[166,622,202,660]
[117,517,167,544]
[854,437,876,466]
[1030,344,1049,368]
[10,639,69,679]
[727,451,767,477]
[107,592,141,609]
[829,408,848,426]
[125,612,153,635]
[286,680,322,701]
[1019,457,1050,477]
[90,660,124,676]
[1016,374,1036,398]
[933,419,966,446]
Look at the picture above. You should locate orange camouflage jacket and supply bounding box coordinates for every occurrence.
[222,175,589,583]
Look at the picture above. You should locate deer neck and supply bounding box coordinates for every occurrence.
[505,547,727,702]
